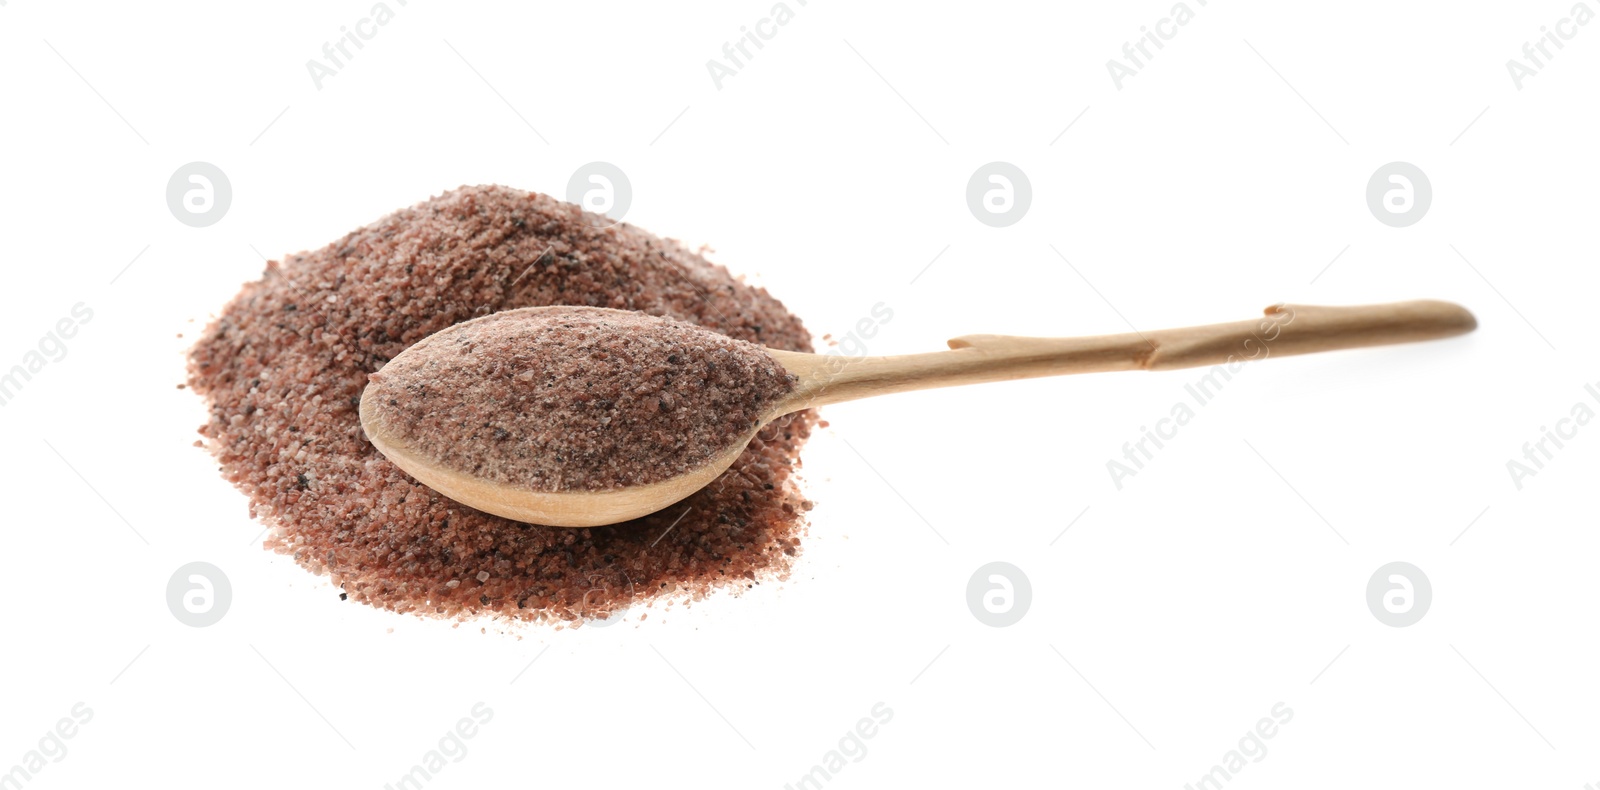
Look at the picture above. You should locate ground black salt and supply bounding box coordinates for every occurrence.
[187,185,817,624]
[364,306,796,491]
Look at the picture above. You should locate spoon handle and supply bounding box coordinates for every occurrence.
[780,300,1475,409]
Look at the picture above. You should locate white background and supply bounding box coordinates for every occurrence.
[2,1,1597,787]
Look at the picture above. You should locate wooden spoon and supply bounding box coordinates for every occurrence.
[359,300,1474,527]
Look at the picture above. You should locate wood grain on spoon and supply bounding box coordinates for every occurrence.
[359,300,1475,527]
